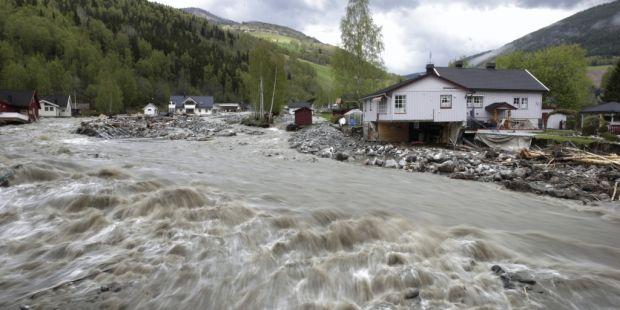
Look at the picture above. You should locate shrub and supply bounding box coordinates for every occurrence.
[581,115,599,136]
[600,132,620,142]
[599,117,609,134]
[241,116,270,128]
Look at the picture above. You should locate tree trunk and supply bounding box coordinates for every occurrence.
[259,75,264,119]
[268,64,278,123]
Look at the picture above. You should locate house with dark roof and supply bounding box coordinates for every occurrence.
[39,95,73,117]
[360,63,549,143]
[168,95,214,116]
[0,90,41,124]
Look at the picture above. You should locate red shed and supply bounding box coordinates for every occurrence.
[0,90,40,124]
[295,107,313,126]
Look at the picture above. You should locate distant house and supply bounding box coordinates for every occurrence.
[168,95,214,116]
[143,103,159,116]
[39,95,72,118]
[287,102,313,115]
[295,106,313,126]
[360,63,549,143]
[0,90,41,124]
[214,103,241,112]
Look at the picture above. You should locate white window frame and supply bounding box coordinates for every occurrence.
[466,95,483,108]
[378,99,387,114]
[440,95,452,109]
[394,95,406,114]
[513,98,520,108]
[520,97,528,110]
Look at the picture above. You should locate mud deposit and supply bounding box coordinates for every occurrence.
[1,118,619,309]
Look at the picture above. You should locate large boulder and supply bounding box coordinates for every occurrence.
[384,159,398,168]
[437,160,456,173]
[335,152,350,161]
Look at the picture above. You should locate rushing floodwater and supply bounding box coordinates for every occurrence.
[1,118,619,309]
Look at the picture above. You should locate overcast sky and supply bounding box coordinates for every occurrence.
[151,0,608,74]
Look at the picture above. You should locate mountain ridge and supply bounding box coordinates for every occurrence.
[467,0,620,66]
[182,7,325,45]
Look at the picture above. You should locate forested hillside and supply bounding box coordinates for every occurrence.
[467,0,620,67]
[0,0,254,113]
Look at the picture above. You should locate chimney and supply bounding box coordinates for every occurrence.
[455,60,464,68]
[486,62,496,70]
[426,63,435,74]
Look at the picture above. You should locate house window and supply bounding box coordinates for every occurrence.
[513,98,520,107]
[378,100,387,114]
[440,95,452,109]
[394,95,406,114]
[466,96,483,108]
[520,97,528,109]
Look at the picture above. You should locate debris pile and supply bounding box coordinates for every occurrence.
[289,123,620,202]
[76,115,261,140]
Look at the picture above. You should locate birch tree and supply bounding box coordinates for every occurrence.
[334,0,386,99]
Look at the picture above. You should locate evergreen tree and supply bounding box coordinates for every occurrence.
[603,61,620,102]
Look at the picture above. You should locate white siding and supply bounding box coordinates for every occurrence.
[363,76,467,123]
[468,91,543,126]
[546,114,567,129]
[39,102,60,117]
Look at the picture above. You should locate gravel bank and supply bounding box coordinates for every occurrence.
[290,123,620,203]
[76,114,262,140]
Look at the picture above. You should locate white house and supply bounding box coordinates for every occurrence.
[143,103,159,116]
[168,95,214,116]
[360,63,549,143]
[39,95,73,117]
[214,103,242,112]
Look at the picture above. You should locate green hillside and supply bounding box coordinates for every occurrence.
[468,0,620,66]
[0,0,255,112]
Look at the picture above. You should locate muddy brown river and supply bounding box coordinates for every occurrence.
[1,118,619,309]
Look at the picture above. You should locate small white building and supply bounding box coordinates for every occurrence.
[214,103,241,112]
[360,63,549,143]
[143,103,159,116]
[39,95,73,117]
[169,95,214,116]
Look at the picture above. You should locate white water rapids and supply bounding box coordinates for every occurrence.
[0,118,619,309]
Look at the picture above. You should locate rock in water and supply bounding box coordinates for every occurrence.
[384,159,398,168]
[335,152,350,161]
[438,160,455,173]
[403,288,420,299]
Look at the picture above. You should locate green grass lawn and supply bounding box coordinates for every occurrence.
[535,130,600,145]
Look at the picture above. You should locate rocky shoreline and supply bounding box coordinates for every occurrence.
[76,114,262,140]
[290,123,620,203]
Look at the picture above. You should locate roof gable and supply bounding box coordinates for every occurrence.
[40,95,70,107]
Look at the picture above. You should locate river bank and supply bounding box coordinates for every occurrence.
[75,114,260,140]
[289,123,620,203]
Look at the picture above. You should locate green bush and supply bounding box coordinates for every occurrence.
[581,115,599,136]
[599,117,609,133]
[241,116,271,128]
[600,132,620,142]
